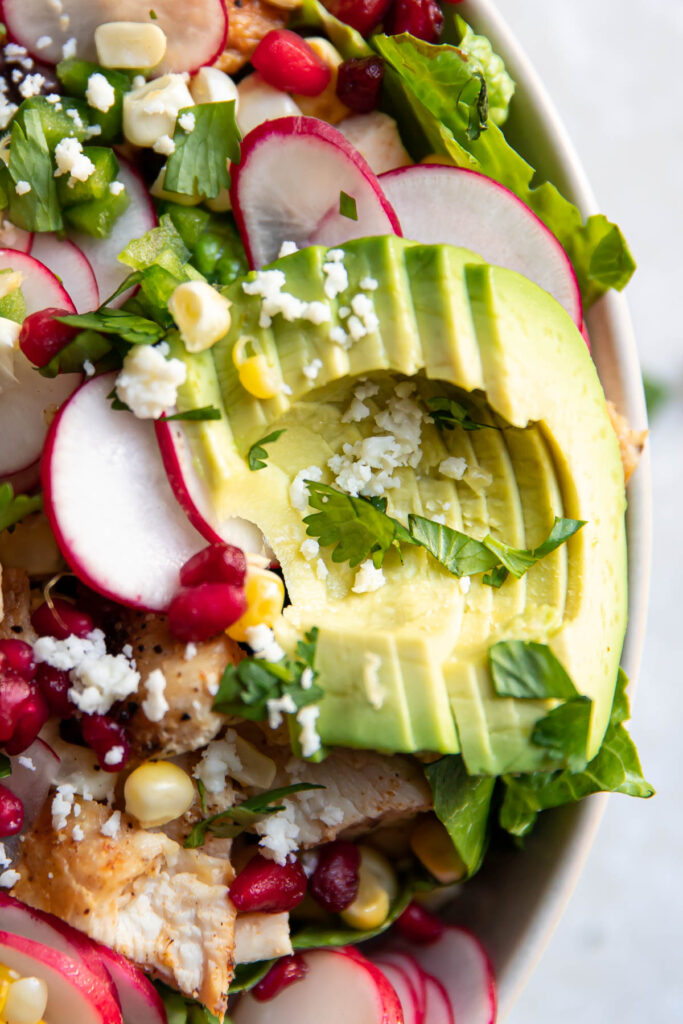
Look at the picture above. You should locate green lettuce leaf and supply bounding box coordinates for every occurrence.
[488,639,579,700]
[292,877,414,950]
[0,484,42,532]
[424,755,495,877]
[452,15,515,125]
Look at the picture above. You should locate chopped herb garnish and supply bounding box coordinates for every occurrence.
[165,102,240,199]
[56,309,165,346]
[38,329,113,379]
[481,516,584,586]
[184,783,325,848]
[0,754,11,778]
[488,640,579,700]
[161,406,222,422]
[0,483,42,533]
[6,108,62,232]
[247,429,287,471]
[407,514,500,577]
[339,190,358,221]
[427,395,496,431]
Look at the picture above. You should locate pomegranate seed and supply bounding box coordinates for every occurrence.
[31,599,94,641]
[0,639,36,681]
[310,841,360,912]
[0,673,34,743]
[167,583,246,643]
[336,57,385,114]
[3,689,49,756]
[253,954,309,1002]
[0,784,24,837]
[81,714,130,772]
[325,0,392,36]
[230,855,307,913]
[395,901,445,944]
[18,307,79,369]
[252,30,331,96]
[179,544,247,589]
[385,0,444,41]
[36,664,75,718]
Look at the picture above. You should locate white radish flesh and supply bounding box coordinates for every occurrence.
[380,164,582,325]
[374,960,421,1024]
[93,942,166,1024]
[2,0,228,75]
[405,925,497,1024]
[30,235,99,312]
[0,221,32,253]
[422,975,454,1024]
[231,116,401,268]
[0,249,75,312]
[0,931,123,1024]
[374,953,425,1024]
[42,373,208,611]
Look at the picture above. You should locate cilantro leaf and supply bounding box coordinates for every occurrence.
[482,564,508,588]
[6,108,62,232]
[407,514,500,577]
[483,517,584,580]
[165,103,240,199]
[339,190,358,221]
[0,483,42,532]
[427,395,495,431]
[248,429,287,471]
[184,783,325,848]
[161,406,221,422]
[56,309,165,345]
[488,640,579,700]
[38,329,113,378]
[531,696,593,772]
[304,481,412,569]
[424,755,494,878]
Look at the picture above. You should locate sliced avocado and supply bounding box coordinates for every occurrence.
[174,238,626,773]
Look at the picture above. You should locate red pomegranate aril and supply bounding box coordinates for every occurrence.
[230,855,307,913]
[36,664,74,718]
[395,901,445,944]
[0,784,24,837]
[167,582,246,643]
[0,639,36,681]
[253,954,309,1002]
[385,0,444,42]
[325,0,392,36]
[310,841,360,912]
[336,57,385,114]
[3,690,50,756]
[18,307,79,369]
[81,714,130,772]
[252,30,331,96]
[179,543,247,589]
[31,599,94,641]
[0,673,34,744]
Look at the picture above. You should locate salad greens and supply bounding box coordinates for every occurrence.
[3,109,62,232]
[0,483,43,533]
[165,102,240,200]
[489,639,581,700]
[184,783,325,848]
[425,756,494,878]
[247,429,287,471]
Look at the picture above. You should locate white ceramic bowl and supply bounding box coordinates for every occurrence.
[442,2,652,1018]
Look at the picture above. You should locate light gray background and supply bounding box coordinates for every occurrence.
[494,2,683,1021]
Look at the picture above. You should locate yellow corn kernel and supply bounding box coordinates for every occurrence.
[124,761,195,828]
[168,280,232,353]
[227,568,285,642]
[95,21,167,69]
[410,817,467,884]
[340,847,397,931]
[238,355,283,400]
[2,977,48,1024]
[293,38,350,125]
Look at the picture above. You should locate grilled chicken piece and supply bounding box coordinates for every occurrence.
[123,612,243,759]
[0,567,36,642]
[216,0,288,74]
[13,799,236,1017]
[607,400,647,483]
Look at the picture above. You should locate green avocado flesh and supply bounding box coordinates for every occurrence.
[171,236,627,776]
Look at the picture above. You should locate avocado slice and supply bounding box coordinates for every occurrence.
[173,237,626,774]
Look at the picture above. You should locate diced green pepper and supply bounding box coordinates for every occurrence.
[56,146,119,207]
[63,185,130,238]
[56,59,131,143]
[160,202,211,251]
[13,96,92,149]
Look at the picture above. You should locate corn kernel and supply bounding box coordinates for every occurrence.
[168,281,232,353]
[340,847,397,931]
[226,568,285,642]
[123,74,194,148]
[293,38,350,125]
[237,74,301,137]
[95,22,167,69]
[237,354,283,400]
[410,817,466,884]
[190,67,239,107]
[2,976,48,1024]
[124,761,195,828]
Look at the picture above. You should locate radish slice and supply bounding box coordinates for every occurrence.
[30,235,99,312]
[0,249,75,312]
[405,925,497,1024]
[380,165,582,325]
[92,943,166,1024]
[2,0,228,75]
[0,893,114,994]
[0,930,123,1024]
[0,221,32,253]
[68,160,156,308]
[42,372,208,612]
[374,959,422,1024]
[2,739,59,860]
[374,953,425,1023]
[232,948,403,1024]
[156,419,268,556]
[422,975,454,1024]
[231,116,402,268]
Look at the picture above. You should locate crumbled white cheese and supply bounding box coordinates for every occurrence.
[465,465,494,492]
[439,456,467,481]
[300,538,319,561]
[266,694,297,730]
[193,732,243,794]
[243,269,330,330]
[3,44,29,61]
[153,133,176,156]
[46,93,61,104]
[0,870,20,889]
[300,667,314,691]
[289,465,323,512]
[0,97,18,130]
[363,652,385,709]
[141,668,169,723]
[459,576,472,595]
[54,137,96,187]
[18,73,46,99]
[36,35,53,49]
[109,180,125,196]
[315,559,328,582]
[278,240,298,258]
[322,252,348,299]
[72,825,85,842]
[178,111,196,132]
[132,75,146,89]
[302,358,322,382]
[329,325,349,347]
[352,560,386,594]
[341,379,379,423]
[34,629,140,715]
[14,181,31,196]
[16,756,35,771]
[184,642,198,661]
[62,37,77,60]
[103,746,125,767]
[82,359,95,377]
[101,810,121,838]
[431,513,446,525]
[60,13,71,31]
[246,624,285,664]
[86,72,116,113]
[296,704,321,758]
[51,783,76,831]
[0,844,11,869]
[359,276,378,291]
[115,342,187,419]
[258,804,300,864]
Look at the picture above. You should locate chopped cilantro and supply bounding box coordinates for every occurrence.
[184,783,325,848]
[0,484,42,533]
[56,308,165,345]
[427,395,496,431]
[6,109,62,232]
[0,755,11,778]
[339,190,358,221]
[488,640,579,700]
[161,406,222,422]
[248,429,287,471]
[165,102,240,199]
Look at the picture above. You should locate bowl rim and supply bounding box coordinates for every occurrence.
[452,2,652,1016]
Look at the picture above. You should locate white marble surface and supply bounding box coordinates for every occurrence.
[492,1,683,1020]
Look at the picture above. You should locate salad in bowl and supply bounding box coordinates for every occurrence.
[0,0,652,1021]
